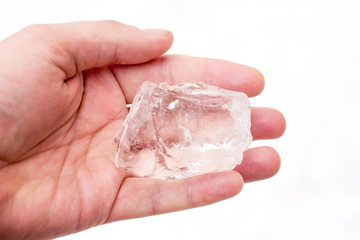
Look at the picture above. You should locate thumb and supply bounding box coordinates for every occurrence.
[15,21,174,78]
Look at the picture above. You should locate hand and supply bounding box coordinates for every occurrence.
[0,21,285,239]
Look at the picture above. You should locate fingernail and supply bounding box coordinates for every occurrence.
[143,28,171,36]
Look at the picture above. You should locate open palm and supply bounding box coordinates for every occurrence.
[0,21,285,239]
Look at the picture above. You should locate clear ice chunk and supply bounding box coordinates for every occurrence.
[114,81,252,180]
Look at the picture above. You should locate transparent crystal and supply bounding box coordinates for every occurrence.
[114,81,252,180]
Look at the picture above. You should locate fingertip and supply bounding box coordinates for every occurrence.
[236,146,281,182]
[246,67,265,97]
[143,28,174,59]
[142,28,174,39]
[211,61,265,97]
[251,107,286,140]
[273,109,286,138]
[262,146,281,177]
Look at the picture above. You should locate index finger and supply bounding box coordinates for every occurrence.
[111,55,265,104]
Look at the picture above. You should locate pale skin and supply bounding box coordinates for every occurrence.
[0,21,286,239]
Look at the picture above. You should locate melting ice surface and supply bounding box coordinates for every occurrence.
[114,81,252,180]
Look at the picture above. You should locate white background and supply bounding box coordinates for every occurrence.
[1,0,360,239]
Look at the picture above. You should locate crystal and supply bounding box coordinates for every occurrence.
[114,81,252,180]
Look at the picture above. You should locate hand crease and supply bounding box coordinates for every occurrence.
[104,175,128,224]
